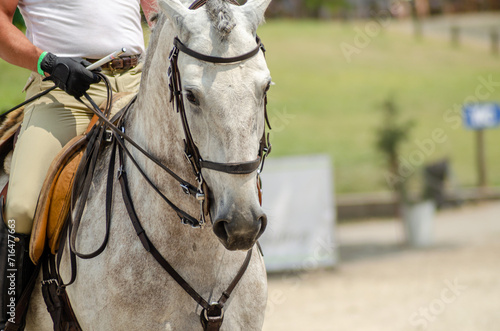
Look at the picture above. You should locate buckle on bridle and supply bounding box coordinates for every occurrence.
[201,303,224,330]
[180,183,191,195]
[181,217,193,227]
[181,216,203,228]
[105,129,113,143]
[117,165,125,179]
[168,46,179,61]
[184,151,192,162]
[41,278,57,286]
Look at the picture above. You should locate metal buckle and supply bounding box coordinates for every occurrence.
[168,46,179,61]
[105,129,113,143]
[184,152,191,162]
[181,216,201,228]
[204,305,224,320]
[117,165,125,179]
[108,59,115,73]
[201,303,224,329]
[41,279,57,286]
[180,183,191,195]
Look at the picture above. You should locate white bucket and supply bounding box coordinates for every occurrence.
[402,200,436,247]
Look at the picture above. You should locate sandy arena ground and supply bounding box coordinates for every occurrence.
[262,201,500,331]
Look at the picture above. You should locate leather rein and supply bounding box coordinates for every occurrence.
[50,4,271,330]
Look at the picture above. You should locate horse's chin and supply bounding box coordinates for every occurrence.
[219,237,257,251]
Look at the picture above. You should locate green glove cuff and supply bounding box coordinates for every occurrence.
[37,51,48,76]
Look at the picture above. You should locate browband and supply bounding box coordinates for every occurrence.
[173,37,263,64]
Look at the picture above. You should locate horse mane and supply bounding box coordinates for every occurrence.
[139,13,166,85]
[205,0,236,39]
[140,0,237,82]
[150,0,237,38]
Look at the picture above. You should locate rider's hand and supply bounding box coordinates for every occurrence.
[40,52,101,98]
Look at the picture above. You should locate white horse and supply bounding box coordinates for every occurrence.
[24,0,272,329]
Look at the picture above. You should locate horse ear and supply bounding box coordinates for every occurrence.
[159,0,190,30]
[238,0,272,26]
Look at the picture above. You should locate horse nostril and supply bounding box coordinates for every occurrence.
[213,219,229,243]
[256,214,267,239]
[213,212,268,250]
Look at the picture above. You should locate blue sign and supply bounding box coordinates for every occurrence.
[463,103,500,130]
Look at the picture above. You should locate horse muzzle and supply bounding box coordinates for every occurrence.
[213,208,267,251]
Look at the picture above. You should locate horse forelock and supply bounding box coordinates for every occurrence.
[205,0,236,39]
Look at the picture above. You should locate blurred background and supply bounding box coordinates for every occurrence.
[1,1,499,330]
[256,1,500,330]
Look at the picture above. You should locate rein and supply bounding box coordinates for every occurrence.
[52,8,271,331]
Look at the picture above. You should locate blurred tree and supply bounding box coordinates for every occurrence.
[375,96,415,203]
[13,8,25,30]
[303,0,350,18]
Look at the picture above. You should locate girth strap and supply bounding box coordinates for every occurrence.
[41,254,82,331]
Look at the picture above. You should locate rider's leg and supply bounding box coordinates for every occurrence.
[5,72,102,234]
[0,72,103,329]
[4,64,143,233]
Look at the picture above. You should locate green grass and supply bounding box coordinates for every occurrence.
[0,62,30,113]
[257,19,500,193]
[1,19,499,193]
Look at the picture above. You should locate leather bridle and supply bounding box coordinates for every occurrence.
[168,35,272,227]
[54,3,271,330]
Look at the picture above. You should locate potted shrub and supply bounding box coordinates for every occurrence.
[375,96,435,247]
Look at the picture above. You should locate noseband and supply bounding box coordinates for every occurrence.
[168,36,272,226]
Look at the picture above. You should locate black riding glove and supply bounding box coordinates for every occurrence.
[40,52,101,98]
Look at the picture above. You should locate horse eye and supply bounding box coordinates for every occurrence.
[264,82,271,93]
[264,81,274,96]
[185,90,199,106]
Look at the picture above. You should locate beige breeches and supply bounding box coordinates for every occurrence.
[4,65,142,234]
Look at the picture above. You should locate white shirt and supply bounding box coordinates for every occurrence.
[18,0,145,58]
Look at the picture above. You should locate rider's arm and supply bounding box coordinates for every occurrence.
[141,0,158,27]
[0,0,43,72]
[0,0,99,97]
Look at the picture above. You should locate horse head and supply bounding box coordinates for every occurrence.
[159,0,272,251]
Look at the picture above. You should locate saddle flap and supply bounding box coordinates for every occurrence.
[30,135,86,264]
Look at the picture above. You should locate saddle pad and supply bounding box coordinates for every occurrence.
[29,92,136,264]
[0,108,24,169]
